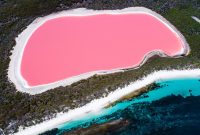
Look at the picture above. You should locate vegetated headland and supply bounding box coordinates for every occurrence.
[0,0,199,134]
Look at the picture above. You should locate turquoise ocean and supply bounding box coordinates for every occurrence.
[42,78,200,135]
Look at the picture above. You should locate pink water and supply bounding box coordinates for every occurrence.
[21,13,183,86]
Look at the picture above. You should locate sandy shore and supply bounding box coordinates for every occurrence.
[8,7,190,94]
[192,16,200,23]
[12,69,200,135]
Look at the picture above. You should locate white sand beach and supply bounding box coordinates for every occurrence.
[13,69,200,135]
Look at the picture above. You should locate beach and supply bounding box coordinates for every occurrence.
[13,69,200,135]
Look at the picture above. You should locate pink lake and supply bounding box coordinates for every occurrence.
[21,13,183,86]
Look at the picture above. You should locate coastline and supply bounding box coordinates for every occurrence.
[192,16,200,24]
[0,1,199,134]
[13,69,200,135]
[8,7,190,94]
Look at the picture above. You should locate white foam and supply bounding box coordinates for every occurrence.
[12,69,200,135]
[7,7,190,94]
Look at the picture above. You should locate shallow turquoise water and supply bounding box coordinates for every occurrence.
[42,78,200,135]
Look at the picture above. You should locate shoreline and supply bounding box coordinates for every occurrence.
[7,7,190,94]
[192,16,200,24]
[13,69,200,135]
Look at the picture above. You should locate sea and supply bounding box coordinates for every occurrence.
[42,78,200,135]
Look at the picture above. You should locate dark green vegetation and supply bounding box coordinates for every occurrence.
[0,0,199,134]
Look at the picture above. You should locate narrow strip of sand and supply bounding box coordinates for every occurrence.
[13,69,200,135]
[192,16,200,23]
[8,7,190,94]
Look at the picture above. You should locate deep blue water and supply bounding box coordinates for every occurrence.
[41,78,200,135]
